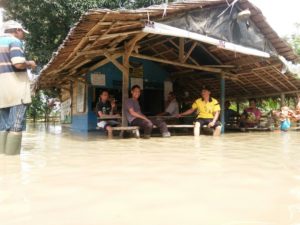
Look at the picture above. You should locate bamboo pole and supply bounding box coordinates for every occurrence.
[122,56,129,127]
[220,74,226,134]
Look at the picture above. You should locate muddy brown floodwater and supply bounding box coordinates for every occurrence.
[1,124,300,225]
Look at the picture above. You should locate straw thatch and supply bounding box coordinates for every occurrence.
[38,0,300,99]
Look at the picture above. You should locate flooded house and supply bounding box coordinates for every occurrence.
[38,0,300,133]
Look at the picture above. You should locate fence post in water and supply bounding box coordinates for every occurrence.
[280,93,285,107]
[220,74,225,134]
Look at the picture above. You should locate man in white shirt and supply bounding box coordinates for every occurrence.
[158,92,179,116]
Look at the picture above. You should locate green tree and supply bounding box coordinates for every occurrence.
[27,91,44,122]
[2,0,170,121]
[286,23,300,56]
[2,0,168,65]
[27,89,59,123]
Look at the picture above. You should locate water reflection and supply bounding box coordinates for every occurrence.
[0,123,300,225]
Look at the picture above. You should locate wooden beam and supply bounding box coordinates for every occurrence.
[140,37,174,52]
[183,42,197,63]
[130,53,222,73]
[169,39,199,66]
[122,56,130,127]
[148,46,183,71]
[60,14,109,68]
[104,52,127,74]
[124,33,148,63]
[153,48,173,57]
[179,38,185,63]
[263,70,290,91]
[88,53,123,73]
[252,71,282,92]
[268,66,299,91]
[197,43,223,64]
[239,76,266,94]
[232,79,252,94]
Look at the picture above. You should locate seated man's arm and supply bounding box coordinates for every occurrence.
[208,111,220,128]
[178,108,195,117]
[208,101,221,127]
[128,108,150,122]
[98,111,119,119]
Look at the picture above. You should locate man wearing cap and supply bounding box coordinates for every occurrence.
[177,86,222,136]
[0,20,36,155]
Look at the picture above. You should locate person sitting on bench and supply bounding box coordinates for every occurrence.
[96,90,119,138]
[177,86,222,136]
[225,100,239,124]
[157,92,179,116]
[240,98,261,129]
[125,85,171,139]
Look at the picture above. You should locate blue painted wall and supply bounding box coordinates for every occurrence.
[87,57,168,89]
[71,57,170,132]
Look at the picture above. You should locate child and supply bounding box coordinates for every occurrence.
[279,106,292,131]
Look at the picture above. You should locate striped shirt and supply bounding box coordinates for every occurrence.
[0,34,31,108]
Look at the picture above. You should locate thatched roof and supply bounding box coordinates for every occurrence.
[38,0,300,99]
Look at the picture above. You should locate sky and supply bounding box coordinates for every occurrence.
[250,0,300,36]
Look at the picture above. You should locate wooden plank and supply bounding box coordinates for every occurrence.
[130,53,222,73]
[111,126,139,131]
[167,125,194,128]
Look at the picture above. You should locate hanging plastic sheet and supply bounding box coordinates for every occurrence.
[161,4,277,55]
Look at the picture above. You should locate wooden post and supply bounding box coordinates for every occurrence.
[122,56,129,127]
[179,38,185,63]
[236,100,240,114]
[280,93,285,107]
[220,74,226,134]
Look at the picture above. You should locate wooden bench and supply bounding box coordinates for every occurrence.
[111,126,140,138]
[166,125,194,128]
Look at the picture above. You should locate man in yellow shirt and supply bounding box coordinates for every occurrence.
[177,87,222,136]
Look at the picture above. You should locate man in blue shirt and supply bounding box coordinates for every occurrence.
[0,20,36,155]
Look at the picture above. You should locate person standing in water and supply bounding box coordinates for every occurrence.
[0,20,36,155]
